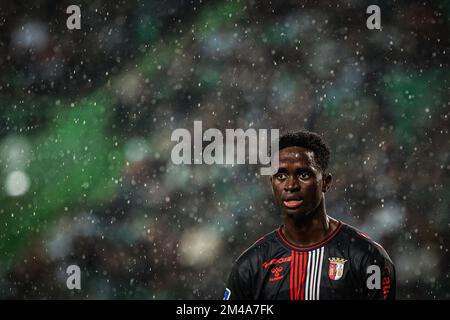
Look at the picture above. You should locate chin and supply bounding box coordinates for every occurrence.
[284,208,314,220]
[285,209,308,217]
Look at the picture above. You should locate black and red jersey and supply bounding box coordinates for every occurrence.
[224,221,396,300]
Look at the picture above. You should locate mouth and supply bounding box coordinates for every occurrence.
[283,199,304,209]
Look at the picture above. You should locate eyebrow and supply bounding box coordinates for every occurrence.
[275,166,315,173]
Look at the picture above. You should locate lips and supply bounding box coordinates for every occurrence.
[283,199,303,209]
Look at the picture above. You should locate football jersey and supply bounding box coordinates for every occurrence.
[224,221,396,300]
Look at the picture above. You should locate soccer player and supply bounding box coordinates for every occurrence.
[224,131,396,300]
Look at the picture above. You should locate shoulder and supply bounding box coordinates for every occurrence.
[340,223,394,265]
[232,229,278,268]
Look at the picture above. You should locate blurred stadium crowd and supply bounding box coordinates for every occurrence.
[0,0,449,299]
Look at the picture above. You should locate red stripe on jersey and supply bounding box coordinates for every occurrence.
[295,252,301,300]
[289,251,309,300]
[357,231,370,239]
[294,252,299,300]
[300,252,308,300]
[297,252,305,300]
[298,252,304,300]
[296,252,302,299]
[296,252,308,300]
[289,251,294,300]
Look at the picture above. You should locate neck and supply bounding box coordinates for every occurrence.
[281,199,337,247]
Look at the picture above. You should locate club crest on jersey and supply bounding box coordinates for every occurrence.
[328,257,347,281]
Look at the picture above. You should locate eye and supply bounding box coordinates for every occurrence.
[298,172,311,179]
[275,173,287,180]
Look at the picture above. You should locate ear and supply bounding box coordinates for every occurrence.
[322,173,332,193]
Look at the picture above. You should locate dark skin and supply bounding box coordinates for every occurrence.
[270,146,339,247]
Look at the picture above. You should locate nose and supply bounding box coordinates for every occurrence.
[284,175,300,192]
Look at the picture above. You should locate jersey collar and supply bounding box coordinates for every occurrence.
[276,221,344,251]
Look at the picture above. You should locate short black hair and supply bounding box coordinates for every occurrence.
[278,130,331,172]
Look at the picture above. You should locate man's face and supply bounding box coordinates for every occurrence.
[270,146,331,220]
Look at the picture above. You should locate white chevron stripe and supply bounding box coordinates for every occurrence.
[302,247,324,300]
[316,247,324,300]
[305,250,312,300]
[315,248,321,300]
[311,249,317,300]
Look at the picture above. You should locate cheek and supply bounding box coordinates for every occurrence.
[272,183,283,201]
[303,181,322,197]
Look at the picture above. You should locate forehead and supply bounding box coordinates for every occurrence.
[277,146,318,168]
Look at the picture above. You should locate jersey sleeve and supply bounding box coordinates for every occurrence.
[360,243,396,300]
[224,256,254,300]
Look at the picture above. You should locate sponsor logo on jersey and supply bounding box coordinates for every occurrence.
[223,288,231,300]
[328,257,347,280]
[269,266,285,282]
[382,267,391,300]
[262,256,291,269]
